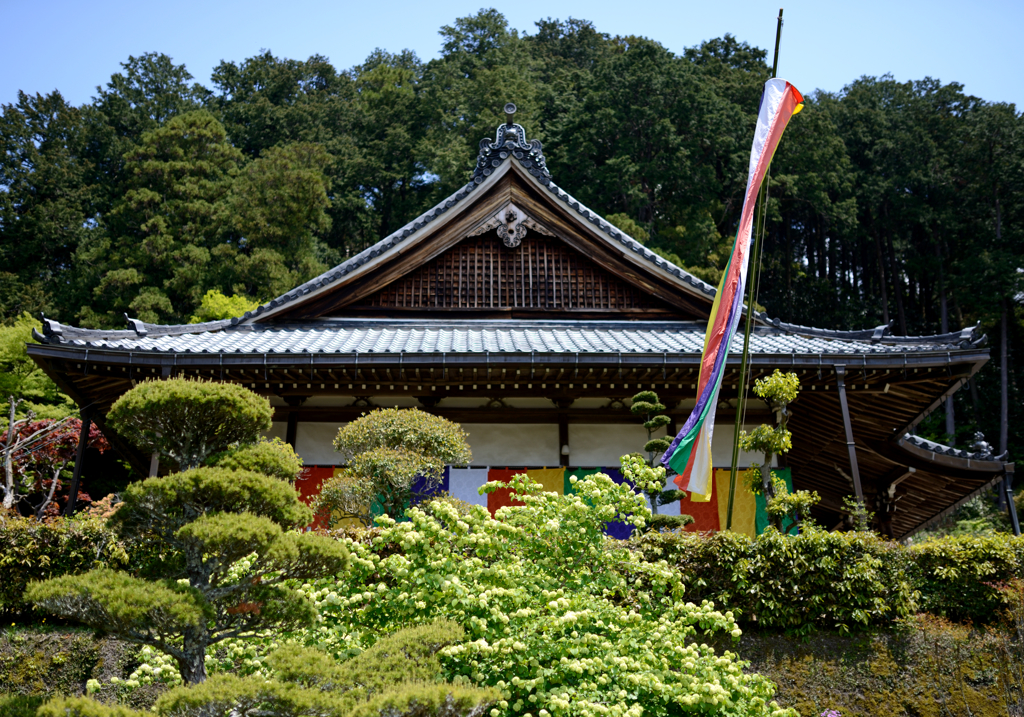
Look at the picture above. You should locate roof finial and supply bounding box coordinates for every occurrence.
[504,102,516,128]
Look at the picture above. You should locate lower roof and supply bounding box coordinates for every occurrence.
[33,318,986,367]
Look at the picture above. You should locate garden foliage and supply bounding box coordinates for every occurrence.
[315,408,472,527]
[634,527,919,636]
[106,377,273,471]
[0,513,127,616]
[296,471,796,717]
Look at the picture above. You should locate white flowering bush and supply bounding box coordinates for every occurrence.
[288,471,795,717]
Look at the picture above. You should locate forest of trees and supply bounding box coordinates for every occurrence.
[1,10,1020,457]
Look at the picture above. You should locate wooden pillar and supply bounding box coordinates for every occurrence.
[835,366,864,503]
[558,413,569,468]
[1005,465,1020,537]
[284,397,308,449]
[64,408,91,516]
[286,412,299,449]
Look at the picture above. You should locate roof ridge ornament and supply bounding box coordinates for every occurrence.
[472,103,550,186]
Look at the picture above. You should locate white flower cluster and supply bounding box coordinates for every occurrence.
[619,454,667,495]
[275,469,794,717]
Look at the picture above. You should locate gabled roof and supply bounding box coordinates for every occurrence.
[241,118,720,323]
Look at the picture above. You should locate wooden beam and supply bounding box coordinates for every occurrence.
[835,366,864,502]
[64,408,92,516]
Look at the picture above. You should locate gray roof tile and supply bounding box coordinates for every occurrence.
[47,319,980,357]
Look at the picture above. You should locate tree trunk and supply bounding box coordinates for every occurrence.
[178,628,208,684]
[936,238,955,444]
[885,229,907,335]
[1001,301,1009,457]
[3,399,17,511]
[874,232,890,326]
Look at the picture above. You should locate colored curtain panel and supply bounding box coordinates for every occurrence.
[662,78,804,496]
[711,467,792,536]
[714,469,757,538]
[448,467,490,508]
[411,469,449,500]
[485,468,525,515]
[679,476,720,532]
[566,467,636,540]
[295,466,335,530]
[754,467,794,535]
[527,468,567,496]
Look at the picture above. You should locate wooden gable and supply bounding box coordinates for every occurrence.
[338,232,680,318]
[266,161,714,323]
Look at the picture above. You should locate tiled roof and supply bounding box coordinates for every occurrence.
[35,319,986,357]
[901,433,1006,462]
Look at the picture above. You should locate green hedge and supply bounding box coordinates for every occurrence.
[909,532,1024,622]
[634,527,1024,633]
[0,515,127,616]
[634,527,919,635]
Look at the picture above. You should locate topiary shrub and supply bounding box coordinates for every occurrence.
[627,390,692,530]
[34,621,497,717]
[106,377,273,471]
[27,466,349,684]
[207,437,303,482]
[315,408,472,527]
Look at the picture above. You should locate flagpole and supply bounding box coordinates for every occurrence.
[726,8,784,530]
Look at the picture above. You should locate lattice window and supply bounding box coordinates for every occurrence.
[355,234,660,310]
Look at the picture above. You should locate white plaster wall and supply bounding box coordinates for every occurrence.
[711,423,778,468]
[568,423,773,468]
[461,424,560,467]
[295,422,345,465]
[568,424,664,467]
[263,422,287,442]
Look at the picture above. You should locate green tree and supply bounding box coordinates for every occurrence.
[86,53,209,208]
[0,91,98,321]
[106,377,273,471]
[0,313,75,419]
[739,370,819,532]
[220,142,333,299]
[28,465,349,684]
[78,110,243,326]
[420,10,542,198]
[27,380,347,685]
[187,290,259,324]
[314,408,471,527]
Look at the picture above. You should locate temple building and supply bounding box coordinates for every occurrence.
[28,109,1016,539]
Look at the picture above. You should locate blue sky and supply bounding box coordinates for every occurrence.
[2,0,1021,110]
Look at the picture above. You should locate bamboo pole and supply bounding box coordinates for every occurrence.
[726,8,784,530]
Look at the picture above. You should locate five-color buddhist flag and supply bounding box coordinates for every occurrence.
[661,78,803,496]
